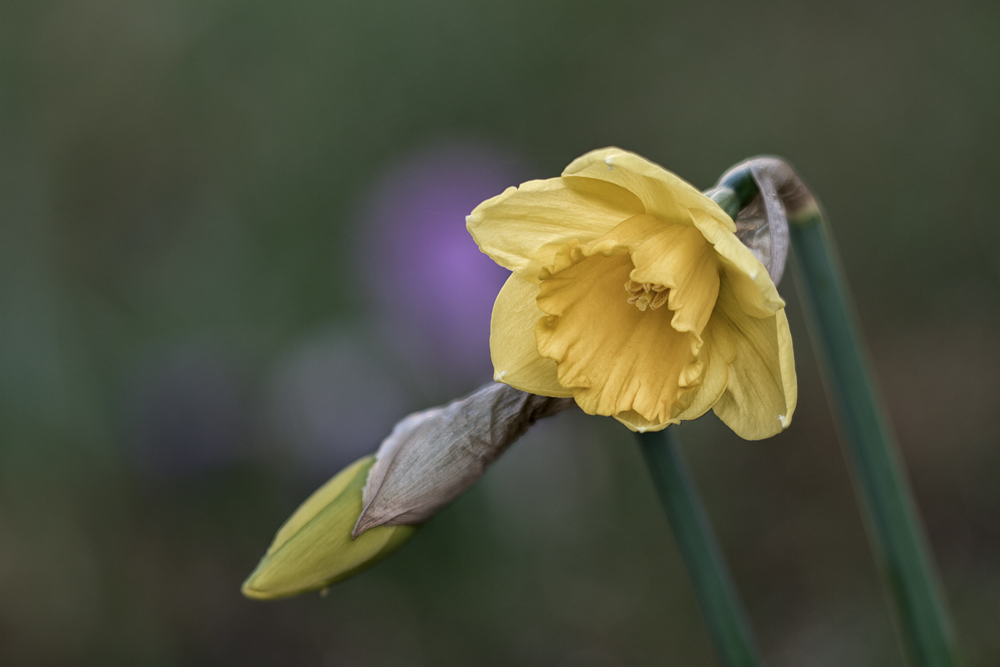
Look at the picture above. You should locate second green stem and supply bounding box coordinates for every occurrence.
[639,429,762,667]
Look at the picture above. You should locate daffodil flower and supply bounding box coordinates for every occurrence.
[466,148,797,439]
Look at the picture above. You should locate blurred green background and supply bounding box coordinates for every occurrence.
[2,1,999,665]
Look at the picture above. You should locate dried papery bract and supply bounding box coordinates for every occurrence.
[711,157,802,287]
[747,157,818,221]
[353,383,575,537]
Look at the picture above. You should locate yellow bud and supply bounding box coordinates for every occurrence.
[241,456,416,600]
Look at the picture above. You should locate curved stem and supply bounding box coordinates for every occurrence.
[716,158,963,666]
[706,164,759,218]
[788,203,962,667]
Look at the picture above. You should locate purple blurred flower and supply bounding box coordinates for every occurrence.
[358,141,524,392]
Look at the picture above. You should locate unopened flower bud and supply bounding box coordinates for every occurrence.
[241,456,416,600]
[353,383,575,537]
[243,384,574,599]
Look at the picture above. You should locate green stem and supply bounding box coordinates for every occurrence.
[788,205,962,667]
[706,165,759,219]
[639,429,762,667]
[707,163,961,664]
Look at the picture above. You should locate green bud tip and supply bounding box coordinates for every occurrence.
[241,456,417,600]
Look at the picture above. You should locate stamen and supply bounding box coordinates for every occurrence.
[624,280,669,311]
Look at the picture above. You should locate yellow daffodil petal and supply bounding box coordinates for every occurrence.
[709,280,797,440]
[490,273,572,397]
[535,249,704,426]
[584,214,721,335]
[691,209,785,318]
[467,175,643,283]
[562,148,736,233]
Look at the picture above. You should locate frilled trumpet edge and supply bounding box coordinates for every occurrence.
[353,383,576,537]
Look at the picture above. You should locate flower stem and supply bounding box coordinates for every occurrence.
[787,203,962,667]
[708,161,962,665]
[706,164,759,218]
[639,429,762,667]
